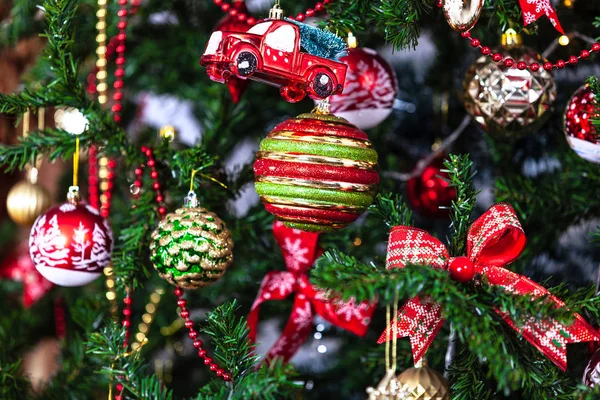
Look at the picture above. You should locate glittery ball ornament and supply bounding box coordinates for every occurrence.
[463,47,556,137]
[564,84,599,163]
[7,179,51,226]
[327,48,398,130]
[396,364,450,400]
[149,192,233,289]
[213,1,251,104]
[29,199,113,287]
[584,348,600,388]
[406,158,456,219]
[254,106,379,232]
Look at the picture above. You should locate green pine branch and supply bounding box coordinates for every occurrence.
[444,154,478,256]
[369,192,413,228]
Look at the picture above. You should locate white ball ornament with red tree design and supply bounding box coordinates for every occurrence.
[29,189,113,287]
[327,47,398,130]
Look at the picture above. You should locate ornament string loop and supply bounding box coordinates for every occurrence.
[378,203,600,370]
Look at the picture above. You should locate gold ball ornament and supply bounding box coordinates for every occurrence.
[463,31,557,137]
[396,364,450,400]
[6,179,52,226]
[149,192,233,289]
[443,0,484,32]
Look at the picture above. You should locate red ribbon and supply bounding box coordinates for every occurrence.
[248,221,375,363]
[0,242,53,308]
[378,203,599,370]
[519,0,564,34]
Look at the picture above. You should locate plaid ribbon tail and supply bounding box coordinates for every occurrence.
[377,296,445,366]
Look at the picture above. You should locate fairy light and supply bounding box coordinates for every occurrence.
[131,288,165,351]
[96,0,108,105]
[558,35,570,46]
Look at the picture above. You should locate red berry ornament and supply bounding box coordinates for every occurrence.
[29,202,113,286]
[449,257,475,282]
[564,84,600,163]
[327,48,398,130]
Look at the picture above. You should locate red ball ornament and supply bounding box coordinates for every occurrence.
[29,202,113,286]
[327,48,398,130]
[254,109,379,232]
[449,256,475,282]
[564,84,600,163]
[406,158,456,219]
[213,3,252,104]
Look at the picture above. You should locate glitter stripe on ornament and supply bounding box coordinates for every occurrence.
[255,182,375,207]
[256,151,376,170]
[275,118,368,139]
[265,203,360,222]
[259,139,378,162]
[256,175,377,192]
[268,130,373,148]
[254,158,379,184]
[260,195,366,212]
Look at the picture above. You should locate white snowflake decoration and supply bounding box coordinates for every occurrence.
[282,237,310,270]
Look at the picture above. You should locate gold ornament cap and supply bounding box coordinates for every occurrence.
[501,28,523,49]
[269,2,284,19]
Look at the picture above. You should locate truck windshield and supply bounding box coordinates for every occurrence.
[247,22,272,35]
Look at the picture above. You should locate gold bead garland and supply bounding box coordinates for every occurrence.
[95,0,108,105]
[131,288,165,351]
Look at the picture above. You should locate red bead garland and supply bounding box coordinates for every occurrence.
[174,287,232,382]
[122,291,132,348]
[459,31,600,71]
[137,146,167,217]
[88,146,99,210]
[212,0,331,26]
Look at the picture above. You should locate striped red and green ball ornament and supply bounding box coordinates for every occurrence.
[253,110,379,232]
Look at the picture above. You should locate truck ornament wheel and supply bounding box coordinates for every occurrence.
[309,70,335,99]
[235,51,258,77]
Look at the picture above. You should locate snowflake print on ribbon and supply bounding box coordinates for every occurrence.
[333,297,372,324]
[292,300,313,330]
[266,273,295,296]
[519,0,564,33]
[281,237,310,271]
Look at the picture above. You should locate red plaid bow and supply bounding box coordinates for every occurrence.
[519,0,564,34]
[378,203,599,370]
[248,221,375,363]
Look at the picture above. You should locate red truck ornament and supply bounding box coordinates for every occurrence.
[200,19,348,103]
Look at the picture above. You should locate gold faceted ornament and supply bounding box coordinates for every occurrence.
[463,35,557,137]
[367,369,410,400]
[6,171,51,226]
[396,364,450,400]
[442,0,484,32]
[149,192,233,289]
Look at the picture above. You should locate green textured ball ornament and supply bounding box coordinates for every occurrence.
[253,104,379,232]
[149,193,233,289]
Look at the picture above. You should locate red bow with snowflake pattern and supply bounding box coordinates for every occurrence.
[247,221,375,363]
[377,203,599,370]
[519,0,564,34]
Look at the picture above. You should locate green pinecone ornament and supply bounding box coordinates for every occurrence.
[149,192,233,289]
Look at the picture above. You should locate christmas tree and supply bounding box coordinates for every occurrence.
[1,0,600,398]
